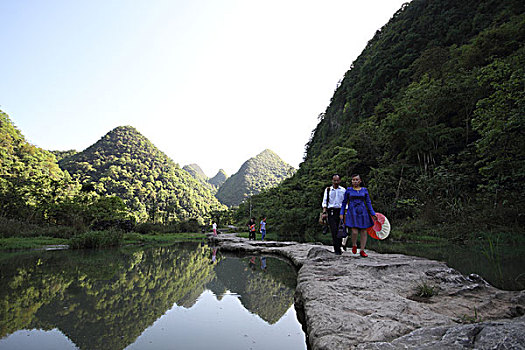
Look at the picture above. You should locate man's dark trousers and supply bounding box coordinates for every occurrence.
[327,208,342,254]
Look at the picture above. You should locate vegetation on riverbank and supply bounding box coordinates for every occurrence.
[0,112,228,238]
[123,232,207,245]
[0,236,69,250]
[232,0,525,242]
[0,230,208,250]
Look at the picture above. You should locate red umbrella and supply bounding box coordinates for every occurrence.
[367,213,391,240]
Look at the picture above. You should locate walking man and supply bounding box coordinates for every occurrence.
[321,174,346,255]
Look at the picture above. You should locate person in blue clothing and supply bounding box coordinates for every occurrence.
[260,216,267,241]
[340,174,377,257]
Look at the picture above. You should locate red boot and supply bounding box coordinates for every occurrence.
[360,250,368,257]
[352,245,357,254]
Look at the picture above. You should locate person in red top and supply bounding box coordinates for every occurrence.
[247,217,256,240]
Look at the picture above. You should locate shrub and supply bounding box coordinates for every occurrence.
[90,218,135,232]
[69,230,123,249]
[176,219,200,233]
[134,223,163,235]
[133,219,201,235]
[0,217,80,238]
[123,232,145,243]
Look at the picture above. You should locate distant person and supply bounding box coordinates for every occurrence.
[261,256,267,270]
[248,217,256,240]
[260,216,267,241]
[340,174,377,257]
[211,247,218,264]
[212,221,217,237]
[322,174,346,255]
[249,256,256,270]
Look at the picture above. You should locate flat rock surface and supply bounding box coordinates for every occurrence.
[211,234,525,350]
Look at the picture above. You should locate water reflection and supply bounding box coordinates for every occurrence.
[0,244,306,350]
[367,239,525,290]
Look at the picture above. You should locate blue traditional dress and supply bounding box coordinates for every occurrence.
[340,187,376,229]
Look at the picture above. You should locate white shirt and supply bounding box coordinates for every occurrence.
[212,223,217,230]
[321,186,346,209]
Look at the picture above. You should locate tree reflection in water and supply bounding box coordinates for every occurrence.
[0,243,306,350]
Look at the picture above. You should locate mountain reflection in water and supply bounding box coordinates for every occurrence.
[0,243,306,350]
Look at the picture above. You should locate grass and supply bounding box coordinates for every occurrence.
[0,236,69,250]
[414,281,438,298]
[459,307,482,324]
[70,230,209,249]
[0,230,208,251]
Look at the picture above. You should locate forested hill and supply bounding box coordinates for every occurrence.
[59,126,225,222]
[182,163,215,191]
[182,163,230,192]
[0,110,75,220]
[237,0,525,240]
[183,163,208,182]
[209,169,228,188]
[50,149,78,162]
[216,149,295,207]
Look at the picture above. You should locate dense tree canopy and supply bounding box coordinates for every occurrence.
[0,110,78,222]
[60,126,226,223]
[235,0,525,240]
[49,149,78,162]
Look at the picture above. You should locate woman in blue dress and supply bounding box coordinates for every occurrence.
[340,174,377,257]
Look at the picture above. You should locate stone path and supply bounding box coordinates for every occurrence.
[210,234,525,350]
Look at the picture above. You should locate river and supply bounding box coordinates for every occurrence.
[0,243,307,350]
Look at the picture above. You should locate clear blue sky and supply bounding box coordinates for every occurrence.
[0,0,409,177]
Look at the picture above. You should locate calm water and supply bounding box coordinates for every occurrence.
[0,243,307,350]
[367,239,525,291]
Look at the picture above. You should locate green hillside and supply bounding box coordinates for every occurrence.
[0,110,77,223]
[236,0,525,240]
[183,163,208,182]
[208,169,228,188]
[49,149,78,162]
[216,149,295,207]
[182,163,216,193]
[59,126,225,223]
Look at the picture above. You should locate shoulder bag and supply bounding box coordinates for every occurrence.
[319,187,330,225]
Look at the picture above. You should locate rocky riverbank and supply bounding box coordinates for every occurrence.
[210,234,525,350]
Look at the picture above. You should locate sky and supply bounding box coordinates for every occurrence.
[0,0,409,177]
